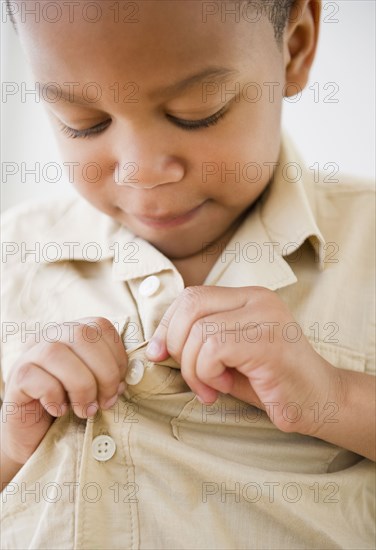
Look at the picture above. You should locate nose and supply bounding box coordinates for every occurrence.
[112,125,185,189]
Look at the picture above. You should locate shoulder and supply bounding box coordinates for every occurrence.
[1,194,77,245]
[311,173,374,272]
[314,173,374,203]
[313,174,374,244]
[1,193,109,241]
[1,194,122,265]
[314,173,374,207]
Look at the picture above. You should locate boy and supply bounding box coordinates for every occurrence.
[1,0,375,548]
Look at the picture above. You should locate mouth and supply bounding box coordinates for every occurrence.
[133,201,207,229]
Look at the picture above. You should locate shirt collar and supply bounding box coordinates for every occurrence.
[203,132,327,289]
[32,132,326,289]
[260,132,326,269]
[27,191,177,279]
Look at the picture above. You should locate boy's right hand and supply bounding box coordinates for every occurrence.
[1,317,127,466]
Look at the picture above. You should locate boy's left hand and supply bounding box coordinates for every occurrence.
[146,286,336,436]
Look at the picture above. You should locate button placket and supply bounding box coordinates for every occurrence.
[128,269,184,342]
[76,398,140,548]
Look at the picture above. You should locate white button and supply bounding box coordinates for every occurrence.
[139,275,160,297]
[92,435,116,462]
[126,358,145,385]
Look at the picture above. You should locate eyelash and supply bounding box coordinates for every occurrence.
[58,105,229,139]
[166,106,228,131]
[58,120,110,140]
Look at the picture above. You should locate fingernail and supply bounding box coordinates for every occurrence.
[102,394,118,410]
[196,394,217,405]
[146,339,161,359]
[117,381,126,395]
[59,403,68,416]
[86,401,99,416]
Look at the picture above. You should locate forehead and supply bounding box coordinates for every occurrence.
[15,0,270,89]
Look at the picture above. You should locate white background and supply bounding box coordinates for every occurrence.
[1,0,375,212]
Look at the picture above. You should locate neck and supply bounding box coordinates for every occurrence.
[172,217,244,287]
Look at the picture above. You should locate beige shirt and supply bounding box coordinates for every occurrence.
[1,135,375,549]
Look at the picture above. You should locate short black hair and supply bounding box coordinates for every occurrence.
[6,0,295,42]
[254,0,295,42]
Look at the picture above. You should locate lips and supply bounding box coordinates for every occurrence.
[133,201,206,229]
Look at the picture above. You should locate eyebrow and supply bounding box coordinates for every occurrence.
[40,66,239,106]
[148,66,240,100]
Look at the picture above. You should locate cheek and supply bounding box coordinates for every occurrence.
[58,140,117,208]
[194,96,282,206]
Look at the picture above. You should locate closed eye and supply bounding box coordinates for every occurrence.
[166,104,229,131]
[58,119,111,139]
[58,102,231,139]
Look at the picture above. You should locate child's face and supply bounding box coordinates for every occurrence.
[19,1,295,260]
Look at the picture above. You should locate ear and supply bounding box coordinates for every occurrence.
[283,0,321,96]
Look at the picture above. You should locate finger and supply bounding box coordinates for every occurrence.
[179,320,219,404]
[146,286,248,362]
[229,371,265,409]
[77,317,128,378]
[194,355,262,407]
[8,362,68,418]
[26,343,99,418]
[2,364,69,464]
[183,306,261,402]
[145,299,178,361]
[58,322,125,409]
[196,341,264,407]
[196,346,234,395]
